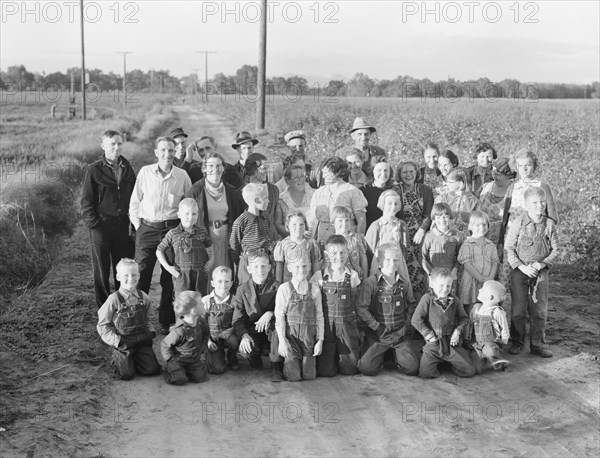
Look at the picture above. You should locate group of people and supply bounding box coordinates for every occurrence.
[82,117,559,385]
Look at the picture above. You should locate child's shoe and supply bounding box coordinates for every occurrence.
[270,362,284,382]
[491,359,510,370]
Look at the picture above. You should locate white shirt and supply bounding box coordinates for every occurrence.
[129,163,191,228]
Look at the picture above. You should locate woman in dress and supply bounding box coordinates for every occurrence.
[359,160,401,229]
[274,164,315,238]
[185,152,242,275]
[395,161,434,298]
[309,156,368,244]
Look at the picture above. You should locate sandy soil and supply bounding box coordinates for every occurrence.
[0,105,598,457]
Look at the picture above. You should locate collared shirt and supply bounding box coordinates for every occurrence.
[96,288,155,348]
[310,266,361,288]
[129,163,191,228]
[348,171,369,188]
[421,226,465,273]
[505,213,559,268]
[274,279,324,340]
[471,302,510,345]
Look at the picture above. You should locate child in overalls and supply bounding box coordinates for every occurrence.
[310,235,361,377]
[161,291,209,385]
[203,266,240,373]
[356,244,419,376]
[97,258,160,380]
[157,198,214,297]
[275,254,324,381]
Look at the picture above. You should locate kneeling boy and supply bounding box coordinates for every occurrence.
[356,244,420,376]
[231,249,284,381]
[97,258,160,380]
[412,267,475,378]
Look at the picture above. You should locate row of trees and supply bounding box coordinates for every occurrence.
[2,64,598,99]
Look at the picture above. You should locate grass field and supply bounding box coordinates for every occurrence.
[207,95,600,280]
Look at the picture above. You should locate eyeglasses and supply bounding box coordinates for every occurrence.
[347,161,362,167]
[287,174,306,183]
[205,163,223,170]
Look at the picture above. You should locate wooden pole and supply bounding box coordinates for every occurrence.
[79,0,86,120]
[256,0,267,131]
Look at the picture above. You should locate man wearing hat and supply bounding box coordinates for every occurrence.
[284,129,321,188]
[335,117,387,178]
[167,126,204,184]
[223,131,258,189]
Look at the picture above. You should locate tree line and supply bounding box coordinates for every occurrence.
[2,64,598,100]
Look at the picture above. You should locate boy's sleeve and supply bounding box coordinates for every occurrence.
[229,216,243,263]
[231,287,249,339]
[411,296,435,341]
[274,284,291,341]
[541,219,560,267]
[141,292,157,335]
[156,230,173,252]
[493,308,510,345]
[160,328,182,362]
[355,278,379,331]
[96,296,120,348]
[504,217,523,268]
[313,284,324,341]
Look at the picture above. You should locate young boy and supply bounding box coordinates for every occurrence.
[157,198,214,300]
[231,249,284,381]
[356,244,420,376]
[310,235,362,377]
[411,267,476,379]
[202,266,240,373]
[505,186,559,358]
[97,258,160,380]
[160,291,209,385]
[469,280,510,371]
[275,254,324,381]
[230,183,273,285]
[330,206,369,280]
[422,203,465,289]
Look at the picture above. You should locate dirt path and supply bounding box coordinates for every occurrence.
[93,105,599,457]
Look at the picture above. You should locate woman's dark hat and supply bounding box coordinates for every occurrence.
[493,157,516,178]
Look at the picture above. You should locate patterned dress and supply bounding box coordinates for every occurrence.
[457,237,499,305]
[478,182,508,245]
[399,184,432,294]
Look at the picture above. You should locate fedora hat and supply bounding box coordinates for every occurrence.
[167,126,188,138]
[284,130,306,144]
[231,131,259,149]
[349,117,376,134]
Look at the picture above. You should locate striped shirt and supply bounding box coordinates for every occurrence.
[229,210,272,262]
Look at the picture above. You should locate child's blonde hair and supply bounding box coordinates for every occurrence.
[376,189,402,212]
[524,186,546,201]
[178,197,199,212]
[116,258,138,273]
[212,265,233,280]
[480,280,506,301]
[377,243,403,264]
[285,210,309,232]
[468,210,490,232]
[330,205,352,224]
[430,267,453,284]
[431,202,453,219]
[242,183,267,205]
[246,248,270,264]
[174,291,203,317]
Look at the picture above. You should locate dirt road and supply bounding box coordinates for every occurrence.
[98,105,600,457]
[1,104,598,457]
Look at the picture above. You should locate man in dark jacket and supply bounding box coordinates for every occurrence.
[81,130,136,307]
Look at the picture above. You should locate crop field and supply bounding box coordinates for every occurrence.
[208,95,600,280]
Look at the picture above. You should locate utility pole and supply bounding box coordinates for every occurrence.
[150,68,154,94]
[196,50,216,102]
[116,51,131,106]
[256,0,267,131]
[79,0,86,119]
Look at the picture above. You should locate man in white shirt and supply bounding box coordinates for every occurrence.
[129,136,192,333]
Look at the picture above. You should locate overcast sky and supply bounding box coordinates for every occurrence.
[1,0,598,84]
